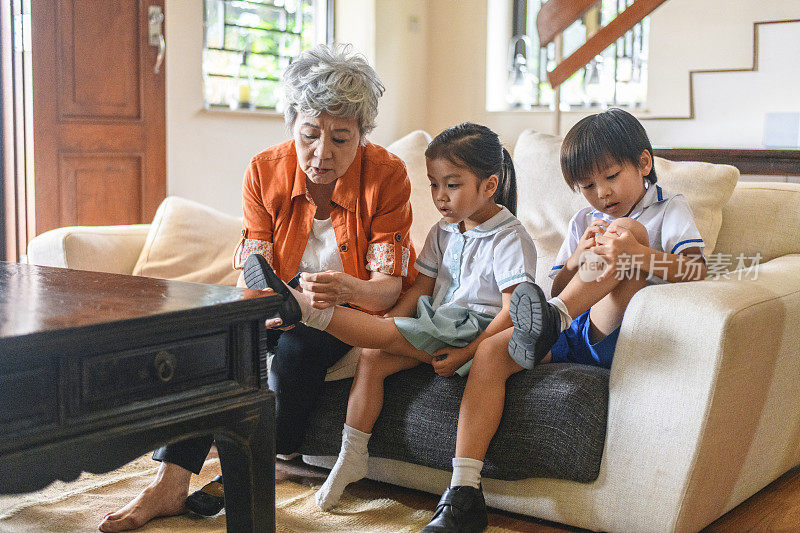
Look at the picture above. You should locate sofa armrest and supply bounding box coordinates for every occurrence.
[26,225,151,275]
[601,254,800,532]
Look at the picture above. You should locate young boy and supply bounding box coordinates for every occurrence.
[421,108,707,533]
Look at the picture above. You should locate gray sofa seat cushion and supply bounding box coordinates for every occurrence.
[300,362,609,482]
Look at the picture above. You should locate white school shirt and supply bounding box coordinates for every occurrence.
[549,184,704,285]
[414,206,538,316]
[297,218,344,275]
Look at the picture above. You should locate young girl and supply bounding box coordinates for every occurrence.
[243,122,537,513]
[418,108,708,533]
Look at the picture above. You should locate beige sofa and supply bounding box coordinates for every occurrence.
[27,130,800,532]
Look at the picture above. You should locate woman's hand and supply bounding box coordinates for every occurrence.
[566,220,609,270]
[431,346,473,377]
[297,270,352,309]
[237,273,296,330]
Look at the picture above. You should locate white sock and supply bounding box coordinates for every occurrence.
[287,285,334,330]
[450,457,483,489]
[315,424,371,511]
[547,296,573,332]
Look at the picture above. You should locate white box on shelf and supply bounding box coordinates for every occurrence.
[763,112,800,148]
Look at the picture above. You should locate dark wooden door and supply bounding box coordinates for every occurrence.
[30,0,165,234]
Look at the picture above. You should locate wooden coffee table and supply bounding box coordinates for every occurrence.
[0,262,278,532]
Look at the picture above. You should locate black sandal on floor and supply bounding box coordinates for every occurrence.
[185,474,225,517]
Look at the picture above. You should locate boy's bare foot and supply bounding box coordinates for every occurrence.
[98,463,190,532]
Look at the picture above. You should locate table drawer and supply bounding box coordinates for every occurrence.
[78,332,230,411]
[0,364,57,430]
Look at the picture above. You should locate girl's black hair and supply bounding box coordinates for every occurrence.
[560,107,657,191]
[425,122,517,215]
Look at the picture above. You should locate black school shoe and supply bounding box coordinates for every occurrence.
[185,475,225,517]
[421,485,488,533]
[243,253,302,326]
[508,281,561,368]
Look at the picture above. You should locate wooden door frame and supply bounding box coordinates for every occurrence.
[1,0,31,262]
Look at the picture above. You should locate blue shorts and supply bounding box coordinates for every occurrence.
[550,309,619,369]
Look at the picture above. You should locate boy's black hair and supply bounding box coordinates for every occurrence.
[560,107,656,191]
[425,122,517,215]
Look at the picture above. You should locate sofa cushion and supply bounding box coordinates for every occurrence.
[512,130,739,295]
[132,196,242,285]
[300,363,609,482]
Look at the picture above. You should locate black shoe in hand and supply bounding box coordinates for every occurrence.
[243,253,302,326]
[421,485,488,533]
[185,475,225,517]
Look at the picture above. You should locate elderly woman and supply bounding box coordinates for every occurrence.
[99,44,415,532]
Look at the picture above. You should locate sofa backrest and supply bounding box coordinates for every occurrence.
[390,129,746,296]
[714,181,800,262]
[386,130,438,252]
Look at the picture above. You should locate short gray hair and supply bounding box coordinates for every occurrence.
[283,44,385,141]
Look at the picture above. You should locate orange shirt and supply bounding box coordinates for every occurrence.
[233,140,417,303]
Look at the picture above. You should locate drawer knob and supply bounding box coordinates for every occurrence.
[154,351,177,383]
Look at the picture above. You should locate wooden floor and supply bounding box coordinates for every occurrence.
[277,458,800,532]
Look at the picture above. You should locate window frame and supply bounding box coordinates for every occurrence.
[508,0,649,110]
[201,0,334,113]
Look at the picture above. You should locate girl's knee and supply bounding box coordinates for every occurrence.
[470,337,514,380]
[608,217,648,245]
[355,348,394,378]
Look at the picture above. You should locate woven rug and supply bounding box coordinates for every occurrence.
[0,456,513,532]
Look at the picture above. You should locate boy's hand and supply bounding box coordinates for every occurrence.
[592,228,644,282]
[432,346,473,377]
[567,220,609,270]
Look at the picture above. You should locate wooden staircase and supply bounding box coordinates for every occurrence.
[537,0,669,88]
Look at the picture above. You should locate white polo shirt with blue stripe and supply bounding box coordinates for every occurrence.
[415,206,538,316]
[549,184,704,285]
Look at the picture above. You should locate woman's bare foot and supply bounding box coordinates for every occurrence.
[98,462,191,532]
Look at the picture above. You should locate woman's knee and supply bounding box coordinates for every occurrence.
[608,217,648,245]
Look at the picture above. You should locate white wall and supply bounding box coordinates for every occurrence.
[371,0,429,146]
[646,21,800,147]
[645,0,800,118]
[165,0,288,217]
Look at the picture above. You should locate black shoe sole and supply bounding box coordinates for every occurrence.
[508,282,553,368]
[243,253,302,326]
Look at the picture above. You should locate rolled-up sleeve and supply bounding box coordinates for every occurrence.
[661,195,705,259]
[365,163,414,277]
[233,160,275,270]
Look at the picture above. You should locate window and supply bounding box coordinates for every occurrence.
[203,0,332,111]
[505,0,649,110]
